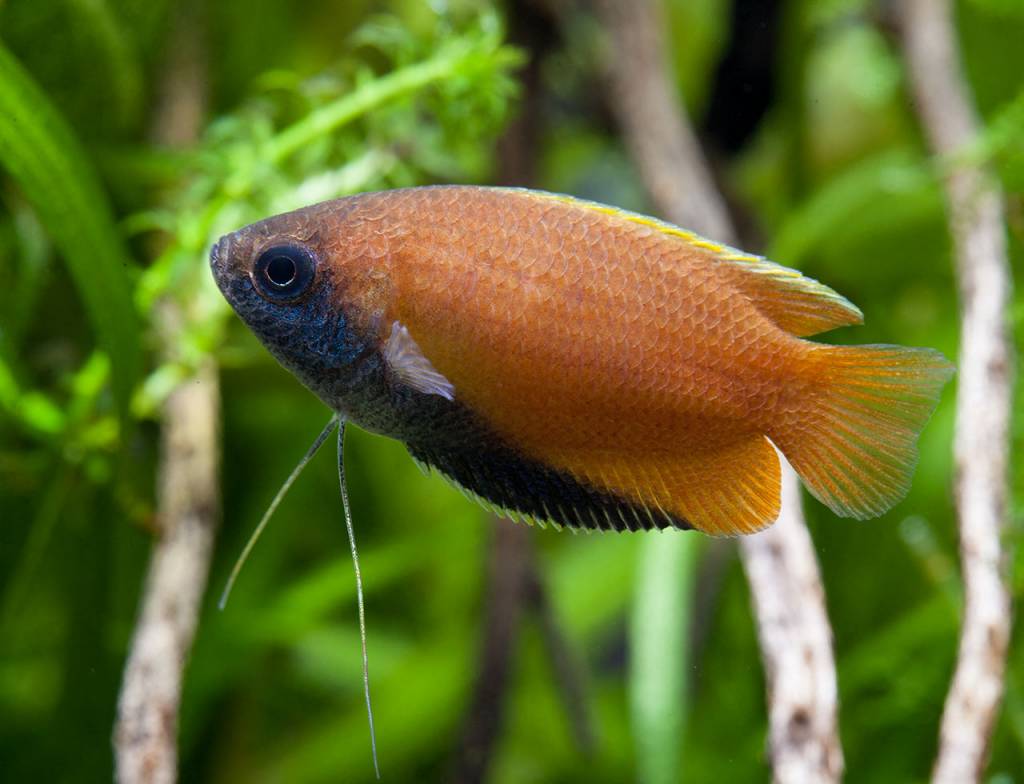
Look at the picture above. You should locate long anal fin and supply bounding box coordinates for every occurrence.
[406,441,689,533]
[560,434,782,537]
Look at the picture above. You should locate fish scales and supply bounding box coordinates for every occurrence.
[391,190,776,415]
[378,188,795,534]
[211,185,953,535]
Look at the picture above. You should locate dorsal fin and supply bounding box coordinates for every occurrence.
[503,187,863,337]
[713,255,863,337]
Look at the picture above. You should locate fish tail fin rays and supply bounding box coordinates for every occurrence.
[774,344,954,519]
[570,435,782,536]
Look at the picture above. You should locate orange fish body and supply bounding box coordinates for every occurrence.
[211,186,953,535]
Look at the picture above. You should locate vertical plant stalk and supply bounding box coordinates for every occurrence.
[739,465,843,782]
[114,10,218,784]
[630,533,699,784]
[451,521,533,784]
[525,564,596,756]
[590,1,843,780]
[589,0,732,243]
[901,2,1014,782]
[115,363,219,784]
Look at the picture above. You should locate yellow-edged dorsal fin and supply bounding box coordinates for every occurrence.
[505,187,864,337]
[712,255,863,337]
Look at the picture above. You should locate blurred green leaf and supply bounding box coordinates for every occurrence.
[0,192,51,349]
[269,637,473,782]
[0,0,146,136]
[961,88,1024,190]
[0,44,140,419]
[265,22,522,165]
[967,0,1024,17]
[664,0,729,115]
[629,532,700,784]
[770,150,935,266]
[248,543,424,644]
[0,355,65,435]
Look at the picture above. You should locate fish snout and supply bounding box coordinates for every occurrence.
[209,235,233,282]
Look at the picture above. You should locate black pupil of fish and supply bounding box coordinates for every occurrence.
[266,255,297,287]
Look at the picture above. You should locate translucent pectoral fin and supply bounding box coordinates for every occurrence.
[383,321,455,400]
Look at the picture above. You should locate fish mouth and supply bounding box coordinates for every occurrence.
[209,235,232,287]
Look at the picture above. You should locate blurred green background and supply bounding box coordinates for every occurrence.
[1,0,1022,782]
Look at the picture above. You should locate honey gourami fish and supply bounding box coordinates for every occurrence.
[210,186,953,536]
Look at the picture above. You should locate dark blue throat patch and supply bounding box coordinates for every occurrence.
[217,268,379,412]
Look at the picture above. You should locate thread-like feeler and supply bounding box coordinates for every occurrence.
[216,414,379,777]
[217,415,339,611]
[337,420,380,779]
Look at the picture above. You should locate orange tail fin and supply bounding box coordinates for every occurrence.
[773,344,954,519]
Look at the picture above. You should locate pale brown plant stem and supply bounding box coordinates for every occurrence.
[591,1,843,780]
[451,521,533,784]
[901,2,1013,781]
[114,9,218,783]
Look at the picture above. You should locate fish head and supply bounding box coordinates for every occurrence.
[210,199,393,407]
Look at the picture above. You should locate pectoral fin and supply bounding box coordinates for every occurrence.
[384,321,455,400]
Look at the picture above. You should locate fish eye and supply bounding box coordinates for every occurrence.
[253,244,316,301]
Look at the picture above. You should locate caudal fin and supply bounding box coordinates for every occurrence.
[774,345,954,519]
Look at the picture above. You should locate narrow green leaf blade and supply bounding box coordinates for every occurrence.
[630,531,701,784]
[0,43,141,418]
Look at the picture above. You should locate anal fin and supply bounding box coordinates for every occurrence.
[555,433,782,536]
[406,440,690,533]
